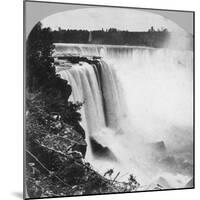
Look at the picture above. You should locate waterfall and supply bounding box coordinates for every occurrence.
[55,43,193,187]
[57,55,127,160]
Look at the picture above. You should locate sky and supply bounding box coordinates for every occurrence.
[41,7,185,33]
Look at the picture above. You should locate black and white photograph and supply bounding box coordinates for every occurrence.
[24,1,194,199]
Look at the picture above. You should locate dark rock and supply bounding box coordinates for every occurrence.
[185,178,193,188]
[56,55,101,65]
[57,160,85,185]
[161,155,176,166]
[93,56,101,60]
[157,177,171,189]
[90,137,117,161]
[150,141,167,153]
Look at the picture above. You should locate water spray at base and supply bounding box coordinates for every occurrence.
[56,43,193,189]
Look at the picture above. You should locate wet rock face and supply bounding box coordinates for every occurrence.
[156,177,171,189]
[151,141,167,153]
[90,137,117,161]
[55,55,101,65]
[185,178,193,188]
[147,140,193,177]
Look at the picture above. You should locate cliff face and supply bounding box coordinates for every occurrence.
[25,22,98,198]
[25,89,87,197]
[25,23,141,198]
[25,56,143,198]
[25,90,141,198]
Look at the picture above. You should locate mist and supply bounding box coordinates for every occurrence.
[97,43,193,186]
[109,48,193,145]
[56,41,193,188]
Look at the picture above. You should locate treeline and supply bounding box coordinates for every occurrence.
[51,27,170,48]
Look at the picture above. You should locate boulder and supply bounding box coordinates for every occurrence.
[185,178,194,188]
[90,137,117,161]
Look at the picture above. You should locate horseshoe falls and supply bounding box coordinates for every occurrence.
[55,43,193,189]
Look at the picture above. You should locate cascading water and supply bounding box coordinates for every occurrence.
[55,43,193,189]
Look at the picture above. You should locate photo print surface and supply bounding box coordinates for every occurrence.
[24,1,194,199]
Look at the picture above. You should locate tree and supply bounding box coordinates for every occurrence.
[148,26,155,32]
[26,22,83,128]
[26,22,56,92]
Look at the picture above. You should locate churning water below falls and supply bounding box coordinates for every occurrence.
[55,43,193,190]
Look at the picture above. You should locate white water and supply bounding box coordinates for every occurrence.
[56,43,193,189]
